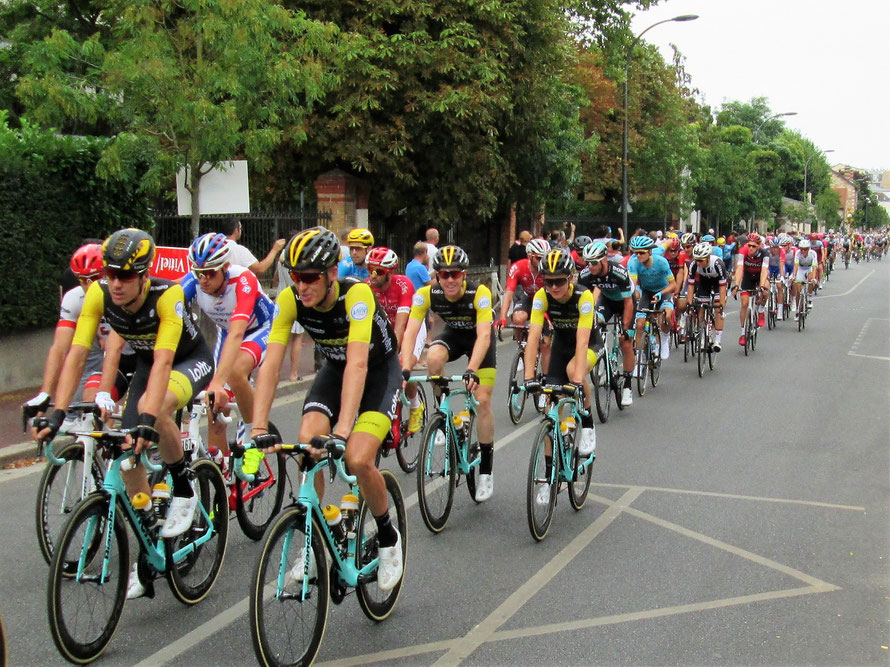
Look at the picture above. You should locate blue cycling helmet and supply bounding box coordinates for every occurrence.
[701,234,716,243]
[629,235,656,251]
[189,232,231,270]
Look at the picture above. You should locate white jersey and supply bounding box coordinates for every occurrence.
[181,264,274,332]
[794,249,817,270]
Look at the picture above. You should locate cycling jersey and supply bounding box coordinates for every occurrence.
[409,281,494,330]
[270,279,397,367]
[530,285,595,345]
[181,265,274,333]
[59,285,135,355]
[72,279,202,362]
[578,260,634,301]
[505,258,544,297]
[663,251,689,278]
[627,254,674,293]
[368,274,414,326]
[736,245,769,276]
[337,257,370,281]
[794,249,817,271]
[687,255,728,296]
[767,248,786,277]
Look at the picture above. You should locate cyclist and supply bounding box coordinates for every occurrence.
[24,244,136,434]
[570,235,592,271]
[37,228,214,539]
[731,232,769,347]
[524,249,597,505]
[181,233,274,462]
[766,236,787,320]
[686,242,728,352]
[366,246,424,433]
[251,226,403,591]
[401,245,497,502]
[790,238,818,320]
[627,235,677,362]
[337,227,374,280]
[579,242,635,407]
[661,237,689,339]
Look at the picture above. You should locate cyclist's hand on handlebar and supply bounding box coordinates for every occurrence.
[252,431,280,453]
[132,413,160,455]
[463,369,480,393]
[205,386,229,414]
[524,378,542,395]
[94,391,116,423]
[35,408,66,442]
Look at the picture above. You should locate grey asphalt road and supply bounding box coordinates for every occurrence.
[1,258,888,666]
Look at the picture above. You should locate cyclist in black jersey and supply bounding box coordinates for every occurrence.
[251,227,403,592]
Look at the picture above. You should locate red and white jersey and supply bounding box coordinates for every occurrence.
[368,274,414,326]
[181,264,274,332]
[505,258,544,297]
[736,245,769,276]
[59,286,134,353]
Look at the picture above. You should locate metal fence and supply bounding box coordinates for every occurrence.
[151,208,332,259]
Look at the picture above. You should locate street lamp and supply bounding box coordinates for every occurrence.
[803,149,834,205]
[621,14,698,243]
[752,111,797,143]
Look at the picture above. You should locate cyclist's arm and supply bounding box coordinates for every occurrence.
[498,288,515,323]
[621,296,634,331]
[393,311,409,350]
[53,283,105,412]
[140,347,175,420]
[525,289,546,379]
[759,259,769,289]
[97,331,125,396]
[661,273,677,297]
[401,286,431,369]
[732,255,744,290]
[207,318,250,399]
[336,283,378,437]
[571,293,595,384]
[466,285,493,374]
[38,325,76,396]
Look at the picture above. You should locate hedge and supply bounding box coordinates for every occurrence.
[0,116,152,332]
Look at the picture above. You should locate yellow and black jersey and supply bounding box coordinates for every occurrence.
[72,278,202,361]
[409,281,493,330]
[270,278,397,366]
[530,284,594,344]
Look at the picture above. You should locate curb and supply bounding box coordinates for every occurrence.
[0,374,316,471]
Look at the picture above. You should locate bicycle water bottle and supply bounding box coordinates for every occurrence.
[132,493,157,530]
[453,410,471,440]
[323,505,346,544]
[151,483,171,522]
[340,493,359,536]
[560,416,577,435]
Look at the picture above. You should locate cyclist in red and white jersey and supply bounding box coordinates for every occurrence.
[731,232,769,347]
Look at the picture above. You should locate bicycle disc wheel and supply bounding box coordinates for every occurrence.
[250,509,328,667]
[526,421,558,541]
[635,347,648,396]
[356,469,407,621]
[464,412,481,503]
[507,349,527,424]
[236,422,286,541]
[37,440,104,565]
[567,442,593,511]
[48,494,128,664]
[396,382,426,473]
[416,413,455,533]
[166,459,229,605]
[592,353,610,423]
[650,329,662,387]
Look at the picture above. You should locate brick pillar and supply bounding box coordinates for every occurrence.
[314,169,357,238]
[355,181,370,228]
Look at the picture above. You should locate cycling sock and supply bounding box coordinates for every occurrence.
[544,455,553,479]
[623,373,632,388]
[479,443,494,475]
[374,512,398,548]
[168,457,194,498]
[580,412,593,429]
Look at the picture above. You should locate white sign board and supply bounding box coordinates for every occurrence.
[176,160,250,216]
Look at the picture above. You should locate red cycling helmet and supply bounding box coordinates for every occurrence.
[665,237,680,251]
[70,244,104,278]
[367,246,399,270]
[747,232,763,245]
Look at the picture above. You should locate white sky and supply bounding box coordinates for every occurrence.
[630,0,890,171]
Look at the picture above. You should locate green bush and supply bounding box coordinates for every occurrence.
[0,115,152,331]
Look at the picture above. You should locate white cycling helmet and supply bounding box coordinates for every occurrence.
[526,238,550,258]
[692,242,712,260]
[799,239,811,249]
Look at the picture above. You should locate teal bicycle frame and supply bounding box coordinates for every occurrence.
[417,375,481,480]
[541,385,595,482]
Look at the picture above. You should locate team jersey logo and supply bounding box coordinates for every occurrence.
[580,301,593,315]
[174,302,185,319]
[350,302,369,321]
[273,303,280,319]
[532,298,544,311]
[477,296,491,310]
[412,293,425,306]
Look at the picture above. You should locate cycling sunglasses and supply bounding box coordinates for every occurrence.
[192,267,221,278]
[437,270,463,280]
[543,277,569,288]
[105,267,141,282]
[290,271,324,285]
[370,268,390,276]
[633,250,650,256]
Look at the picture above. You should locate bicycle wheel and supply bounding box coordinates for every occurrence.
[591,352,610,423]
[416,413,455,533]
[36,440,104,565]
[507,349,527,424]
[649,329,662,387]
[464,411,481,503]
[635,346,648,396]
[236,422,286,541]
[697,324,706,377]
[767,294,775,329]
[567,439,592,511]
[526,421,558,541]
[751,313,759,350]
[48,494,128,664]
[356,469,407,621]
[250,508,328,667]
[706,320,716,371]
[396,382,427,474]
[166,459,229,605]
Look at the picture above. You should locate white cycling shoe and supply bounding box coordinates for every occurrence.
[475,473,494,502]
[290,547,317,583]
[535,483,551,506]
[621,387,633,407]
[160,494,199,539]
[126,564,145,600]
[577,427,596,457]
[376,531,403,592]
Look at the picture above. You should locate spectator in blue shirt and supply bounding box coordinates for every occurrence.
[406,241,433,291]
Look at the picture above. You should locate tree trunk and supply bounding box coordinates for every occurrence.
[189,164,201,240]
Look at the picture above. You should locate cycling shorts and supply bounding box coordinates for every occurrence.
[213,325,269,369]
[739,273,762,292]
[303,355,402,441]
[768,266,782,279]
[513,291,533,314]
[121,343,214,428]
[595,295,633,339]
[793,268,814,283]
[546,338,597,385]
[429,325,497,386]
[636,289,673,318]
[83,353,137,402]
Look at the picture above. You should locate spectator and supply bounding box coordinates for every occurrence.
[508,230,532,264]
[339,226,355,261]
[219,217,285,276]
[424,227,439,272]
[406,242,433,291]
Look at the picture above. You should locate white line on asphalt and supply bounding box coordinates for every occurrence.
[814,269,874,299]
[848,352,890,361]
[133,415,540,666]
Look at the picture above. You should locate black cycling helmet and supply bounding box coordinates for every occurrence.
[283,226,340,272]
[102,228,155,273]
[432,245,469,271]
[540,248,574,276]
[572,235,592,252]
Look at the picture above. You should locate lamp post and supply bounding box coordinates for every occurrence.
[803,148,834,205]
[621,14,698,243]
[752,111,797,144]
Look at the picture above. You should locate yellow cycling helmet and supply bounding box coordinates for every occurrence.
[717,237,725,246]
[346,228,374,247]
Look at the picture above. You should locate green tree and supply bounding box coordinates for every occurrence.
[18,0,338,236]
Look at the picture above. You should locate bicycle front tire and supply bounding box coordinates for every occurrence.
[416,413,455,533]
[507,349,527,424]
[635,347,649,396]
[649,329,662,387]
[592,352,610,423]
[235,422,286,541]
[396,382,427,474]
[526,421,558,541]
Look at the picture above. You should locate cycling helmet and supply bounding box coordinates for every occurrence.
[583,241,608,262]
[667,232,678,239]
[188,232,231,270]
[717,237,726,246]
[572,235,592,252]
[432,245,469,271]
[814,240,823,248]
[748,232,763,244]
[665,237,680,251]
[701,234,716,243]
[540,249,575,276]
[283,227,340,271]
[367,246,399,270]
[526,238,550,258]
[102,228,155,273]
[680,232,696,246]
[778,233,793,245]
[70,243,104,278]
[629,235,656,251]
[346,228,374,247]
[692,242,713,260]
[799,239,811,249]
[769,236,780,247]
